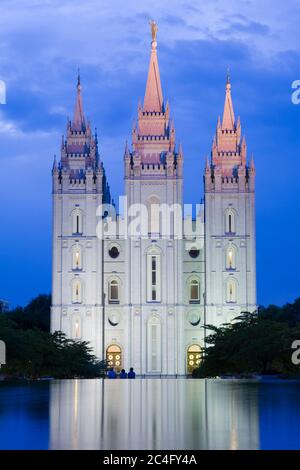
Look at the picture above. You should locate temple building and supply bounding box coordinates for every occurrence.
[51,23,256,375]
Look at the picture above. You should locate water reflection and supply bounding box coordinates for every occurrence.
[49,379,259,450]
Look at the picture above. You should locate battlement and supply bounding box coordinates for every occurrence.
[137,135,168,141]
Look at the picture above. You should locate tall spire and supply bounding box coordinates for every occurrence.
[143,20,163,112]
[222,70,235,130]
[73,69,86,131]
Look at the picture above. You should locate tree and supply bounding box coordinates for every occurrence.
[195,307,300,378]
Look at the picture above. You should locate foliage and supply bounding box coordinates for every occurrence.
[194,299,300,378]
[6,294,51,332]
[0,296,106,379]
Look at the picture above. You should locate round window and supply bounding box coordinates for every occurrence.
[189,248,200,258]
[109,246,120,259]
[187,310,201,326]
[108,310,121,326]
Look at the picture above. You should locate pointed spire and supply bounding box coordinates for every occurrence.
[124,139,130,158]
[222,70,235,130]
[52,154,57,171]
[205,155,210,169]
[143,20,163,112]
[73,69,86,131]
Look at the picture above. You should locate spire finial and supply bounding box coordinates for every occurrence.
[226,66,230,85]
[149,19,158,43]
[77,68,81,89]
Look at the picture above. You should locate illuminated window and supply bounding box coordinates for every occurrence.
[225,208,236,234]
[72,208,83,235]
[147,251,161,302]
[72,245,82,270]
[72,279,82,303]
[73,317,81,339]
[106,344,122,372]
[109,279,119,303]
[189,279,200,303]
[226,278,237,303]
[147,315,161,373]
[226,245,236,270]
[187,344,201,374]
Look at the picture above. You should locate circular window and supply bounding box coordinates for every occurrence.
[109,246,120,259]
[108,310,121,326]
[189,248,200,258]
[187,310,201,326]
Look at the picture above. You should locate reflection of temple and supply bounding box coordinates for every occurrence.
[50,379,259,450]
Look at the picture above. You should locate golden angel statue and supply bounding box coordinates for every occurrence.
[149,20,158,41]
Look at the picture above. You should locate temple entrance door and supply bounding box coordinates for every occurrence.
[106,344,122,372]
[187,344,201,374]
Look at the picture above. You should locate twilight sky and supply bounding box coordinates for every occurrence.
[0,0,300,307]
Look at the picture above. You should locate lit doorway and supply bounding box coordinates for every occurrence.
[106,344,122,372]
[187,344,201,374]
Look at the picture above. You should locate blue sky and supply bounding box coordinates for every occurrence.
[0,0,300,307]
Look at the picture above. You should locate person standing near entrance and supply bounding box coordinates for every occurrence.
[119,369,127,379]
[107,368,117,379]
[128,367,136,379]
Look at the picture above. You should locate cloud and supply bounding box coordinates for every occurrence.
[0,0,300,307]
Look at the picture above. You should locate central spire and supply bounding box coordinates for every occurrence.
[143,20,163,113]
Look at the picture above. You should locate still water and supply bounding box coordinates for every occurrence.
[0,378,300,450]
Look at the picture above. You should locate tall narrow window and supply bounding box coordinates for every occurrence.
[72,209,83,235]
[147,196,160,235]
[189,279,200,303]
[147,315,161,373]
[151,256,157,300]
[72,316,81,339]
[147,251,161,302]
[226,278,237,303]
[72,245,82,270]
[225,208,236,234]
[109,279,119,304]
[226,245,236,270]
[72,279,82,303]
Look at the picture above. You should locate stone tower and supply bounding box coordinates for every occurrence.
[51,73,111,357]
[123,23,185,374]
[204,74,256,326]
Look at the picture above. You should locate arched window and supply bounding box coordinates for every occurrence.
[72,278,82,303]
[72,316,81,339]
[72,244,82,270]
[226,245,236,270]
[72,208,83,235]
[189,279,200,304]
[109,279,119,304]
[147,315,161,373]
[146,248,161,302]
[147,195,160,235]
[225,208,236,234]
[226,278,237,303]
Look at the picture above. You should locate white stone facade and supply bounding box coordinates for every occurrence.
[51,37,256,375]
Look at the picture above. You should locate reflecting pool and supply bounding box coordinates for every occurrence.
[0,378,300,450]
